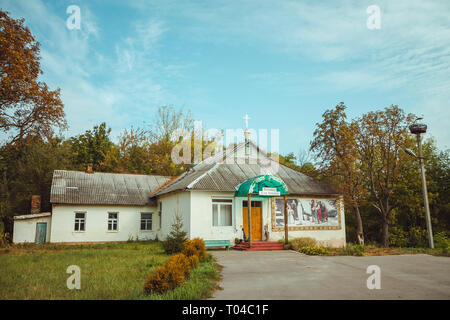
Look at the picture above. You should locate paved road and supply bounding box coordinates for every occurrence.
[211,250,450,300]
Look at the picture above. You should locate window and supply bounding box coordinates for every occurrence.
[212,199,232,226]
[74,212,85,231]
[141,213,153,231]
[243,201,262,208]
[108,212,118,231]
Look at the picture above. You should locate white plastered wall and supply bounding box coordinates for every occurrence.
[13,216,52,244]
[158,191,191,240]
[50,204,159,242]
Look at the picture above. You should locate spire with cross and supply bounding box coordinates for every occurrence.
[243,114,250,131]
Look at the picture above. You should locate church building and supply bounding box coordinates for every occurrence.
[13,119,346,247]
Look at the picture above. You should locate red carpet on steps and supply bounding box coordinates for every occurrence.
[232,241,284,251]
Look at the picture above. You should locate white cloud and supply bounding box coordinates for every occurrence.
[2,0,449,149]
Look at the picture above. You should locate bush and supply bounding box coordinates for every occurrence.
[298,246,330,256]
[167,253,191,279]
[182,238,206,261]
[342,243,365,256]
[290,237,317,251]
[188,254,199,268]
[408,227,428,248]
[143,266,170,294]
[0,232,10,248]
[191,238,206,261]
[182,240,198,257]
[389,226,409,247]
[143,253,191,295]
[144,237,208,295]
[162,214,187,254]
[434,232,449,249]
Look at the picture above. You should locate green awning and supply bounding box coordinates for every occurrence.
[234,175,289,197]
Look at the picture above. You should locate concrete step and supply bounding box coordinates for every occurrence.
[232,241,284,251]
[246,247,284,251]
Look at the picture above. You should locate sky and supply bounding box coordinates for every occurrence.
[1,0,449,156]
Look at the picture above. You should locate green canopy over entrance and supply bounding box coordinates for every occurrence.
[235,174,289,197]
[235,175,290,247]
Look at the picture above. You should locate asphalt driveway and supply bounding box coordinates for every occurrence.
[211,250,450,300]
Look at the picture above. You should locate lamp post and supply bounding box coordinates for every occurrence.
[406,119,434,248]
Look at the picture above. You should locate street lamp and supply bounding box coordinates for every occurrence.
[405,118,434,248]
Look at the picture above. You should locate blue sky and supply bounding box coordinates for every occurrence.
[1,0,449,155]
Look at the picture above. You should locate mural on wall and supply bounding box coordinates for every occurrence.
[274,198,339,228]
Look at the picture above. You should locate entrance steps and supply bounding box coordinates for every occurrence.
[232,241,284,251]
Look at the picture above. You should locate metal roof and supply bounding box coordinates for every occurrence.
[50,170,171,205]
[151,142,337,197]
[14,212,52,220]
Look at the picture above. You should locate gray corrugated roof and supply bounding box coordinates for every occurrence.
[151,142,337,197]
[50,170,171,205]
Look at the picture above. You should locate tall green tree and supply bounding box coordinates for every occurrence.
[0,136,72,234]
[69,122,113,171]
[354,105,416,247]
[311,103,366,244]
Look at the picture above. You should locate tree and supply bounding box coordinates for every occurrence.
[102,127,154,174]
[425,144,450,233]
[0,135,72,234]
[311,103,366,244]
[148,105,193,143]
[69,122,113,171]
[354,105,416,247]
[0,10,66,146]
[102,105,197,176]
[146,105,195,176]
[162,213,187,254]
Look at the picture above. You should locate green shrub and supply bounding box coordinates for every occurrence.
[0,232,10,248]
[389,226,409,247]
[162,214,187,254]
[434,232,449,249]
[408,227,428,247]
[342,243,365,256]
[290,237,317,250]
[298,246,330,256]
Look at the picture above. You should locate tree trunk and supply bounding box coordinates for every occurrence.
[353,206,364,245]
[381,218,389,247]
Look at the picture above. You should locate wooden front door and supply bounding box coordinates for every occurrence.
[243,205,262,241]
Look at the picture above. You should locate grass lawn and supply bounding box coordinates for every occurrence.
[0,241,220,300]
[362,245,449,257]
[325,244,449,257]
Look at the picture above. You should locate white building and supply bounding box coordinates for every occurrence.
[13,141,346,247]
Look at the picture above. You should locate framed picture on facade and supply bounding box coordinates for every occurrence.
[272,197,341,230]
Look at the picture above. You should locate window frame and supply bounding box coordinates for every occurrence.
[107,212,119,232]
[140,212,153,231]
[211,198,233,227]
[74,212,86,232]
